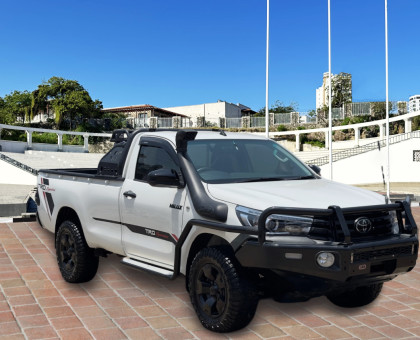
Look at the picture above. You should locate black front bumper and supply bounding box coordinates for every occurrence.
[236,234,418,283]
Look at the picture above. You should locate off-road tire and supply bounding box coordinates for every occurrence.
[327,283,383,308]
[188,247,258,333]
[56,220,99,283]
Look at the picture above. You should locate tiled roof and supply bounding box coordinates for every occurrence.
[101,105,189,118]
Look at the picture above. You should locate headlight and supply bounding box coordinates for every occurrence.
[389,211,400,234]
[236,206,312,236]
[236,206,261,227]
[265,214,312,236]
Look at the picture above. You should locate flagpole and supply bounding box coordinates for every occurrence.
[265,0,270,138]
[385,0,390,200]
[328,0,333,179]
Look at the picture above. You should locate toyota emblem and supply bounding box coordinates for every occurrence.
[354,217,372,233]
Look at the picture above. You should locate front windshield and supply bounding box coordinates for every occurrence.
[187,139,315,184]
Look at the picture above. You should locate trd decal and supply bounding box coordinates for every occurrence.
[92,217,178,245]
[39,178,56,192]
[125,223,178,245]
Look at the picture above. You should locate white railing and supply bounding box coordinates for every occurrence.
[0,124,111,153]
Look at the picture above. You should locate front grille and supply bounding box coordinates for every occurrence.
[344,211,394,239]
[353,246,413,262]
[309,211,396,242]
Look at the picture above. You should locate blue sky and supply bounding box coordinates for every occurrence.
[1,0,419,112]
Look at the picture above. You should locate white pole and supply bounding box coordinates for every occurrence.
[328,0,333,179]
[385,0,390,200]
[265,0,270,138]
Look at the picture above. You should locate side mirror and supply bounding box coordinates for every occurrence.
[147,168,180,187]
[308,164,321,176]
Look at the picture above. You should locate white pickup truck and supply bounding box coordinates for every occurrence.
[36,129,418,332]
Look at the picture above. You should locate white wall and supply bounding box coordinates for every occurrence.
[320,139,420,184]
[164,101,242,121]
[0,160,36,185]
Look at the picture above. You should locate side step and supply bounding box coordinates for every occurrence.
[121,257,174,279]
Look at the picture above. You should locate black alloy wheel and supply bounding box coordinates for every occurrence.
[58,229,77,274]
[196,263,227,318]
[188,247,258,332]
[56,220,99,283]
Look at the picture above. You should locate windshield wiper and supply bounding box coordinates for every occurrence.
[287,175,316,180]
[238,177,287,183]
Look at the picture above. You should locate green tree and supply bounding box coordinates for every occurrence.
[370,101,394,120]
[331,73,352,108]
[0,90,32,124]
[256,101,297,117]
[31,77,103,129]
[307,109,316,121]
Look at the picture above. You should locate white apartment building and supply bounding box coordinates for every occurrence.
[409,95,420,112]
[164,100,252,122]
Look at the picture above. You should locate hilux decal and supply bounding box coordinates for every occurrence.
[93,217,178,245]
[169,203,182,210]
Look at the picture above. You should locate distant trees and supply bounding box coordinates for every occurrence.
[0,90,32,124]
[370,101,394,120]
[0,77,103,130]
[256,101,298,116]
[31,77,103,129]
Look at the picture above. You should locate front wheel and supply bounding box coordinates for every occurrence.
[56,220,99,283]
[188,247,258,333]
[327,283,383,308]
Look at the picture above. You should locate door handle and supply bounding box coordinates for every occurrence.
[123,190,137,199]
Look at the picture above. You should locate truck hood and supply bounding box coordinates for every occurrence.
[206,178,385,211]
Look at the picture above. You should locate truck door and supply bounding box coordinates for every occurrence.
[120,137,186,269]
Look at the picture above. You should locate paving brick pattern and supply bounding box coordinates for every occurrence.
[0,207,419,339]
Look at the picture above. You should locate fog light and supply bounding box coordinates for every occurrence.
[317,252,335,268]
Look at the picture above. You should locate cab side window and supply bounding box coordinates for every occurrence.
[135,145,179,181]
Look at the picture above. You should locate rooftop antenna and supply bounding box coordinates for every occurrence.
[385,0,390,201]
[328,0,333,179]
[265,0,270,138]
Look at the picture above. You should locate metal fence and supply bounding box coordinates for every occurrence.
[181,118,193,127]
[226,118,241,128]
[157,118,173,128]
[250,117,265,128]
[134,115,149,128]
[351,102,371,116]
[274,113,292,125]
[331,108,345,120]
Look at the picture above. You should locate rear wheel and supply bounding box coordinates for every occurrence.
[327,283,383,308]
[56,220,99,283]
[188,247,258,333]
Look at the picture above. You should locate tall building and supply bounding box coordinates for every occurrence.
[409,95,420,112]
[316,72,352,109]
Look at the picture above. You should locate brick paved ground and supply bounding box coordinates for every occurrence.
[0,207,419,340]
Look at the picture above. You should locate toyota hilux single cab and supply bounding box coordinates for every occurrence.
[36,128,418,332]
